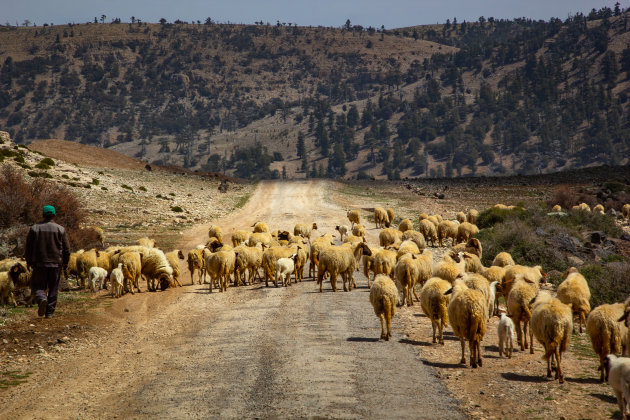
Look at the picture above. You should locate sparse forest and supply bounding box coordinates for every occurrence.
[2,5,630,179]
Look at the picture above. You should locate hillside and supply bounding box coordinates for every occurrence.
[1,7,630,179]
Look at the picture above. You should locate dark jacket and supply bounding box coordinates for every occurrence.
[25,220,71,267]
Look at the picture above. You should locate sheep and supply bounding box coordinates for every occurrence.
[106,263,123,298]
[137,237,155,248]
[0,258,20,272]
[456,211,467,224]
[252,221,270,233]
[556,267,591,333]
[456,222,479,244]
[446,279,488,368]
[343,235,363,244]
[506,277,538,354]
[419,213,428,221]
[316,241,372,292]
[530,291,572,383]
[234,243,263,285]
[502,264,547,299]
[231,230,251,247]
[484,266,506,316]
[0,263,26,306]
[452,238,482,259]
[467,209,479,224]
[369,274,398,341]
[367,248,397,288]
[461,273,491,317]
[551,204,562,212]
[433,251,466,283]
[275,253,299,287]
[248,232,273,247]
[418,219,438,247]
[398,218,414,232]
[588,303,629,382]
[93,226,105,247]
[207,224,223,242]
[87,266,108,292]
[488,281,499,320]
[65,250,84,280]
[461,252,485,274]
[335,225,349,241]
[493,204,509,210]
[347,210,361,227]
[572,202,591,212]
[379,228,402,248]
[386,208,395,226]
[165,250,185,287]
[309,233,335,278]
[593,204,605,214]
[437,220,459,247]
[139,247,174,291]
[623,204,630,220]
[351,223,366,238]
[604,354,630,418]
[294,222,318,239]
[395,251,432,306]
[119,251,143,294]
[374,207,390,228]
[205,249,236,292]
[420,277,451,344]
[492,252,515,267]
[396,240,420,261]
[401,230,426,250]
[262,246,298,287]
[187,248,206,285]
[427,215,440,228]
[497,313,516,358]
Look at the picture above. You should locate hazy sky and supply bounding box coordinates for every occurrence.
[1,0,621,29]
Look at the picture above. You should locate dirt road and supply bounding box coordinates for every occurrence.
[1,180,463,419]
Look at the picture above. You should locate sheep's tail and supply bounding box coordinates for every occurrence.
[122,264,133,280]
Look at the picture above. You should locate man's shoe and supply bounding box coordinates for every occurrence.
[38,299,47,317]
[45,313,53,319]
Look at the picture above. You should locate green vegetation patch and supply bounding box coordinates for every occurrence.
[0,371,32,389]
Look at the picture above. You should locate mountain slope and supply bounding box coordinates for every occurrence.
[1,7,630,179]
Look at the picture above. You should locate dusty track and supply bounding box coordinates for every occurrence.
[1,181,463,419]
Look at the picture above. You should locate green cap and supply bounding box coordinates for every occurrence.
[43,205,56,216]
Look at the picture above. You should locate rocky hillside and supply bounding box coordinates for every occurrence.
[1,6,630,179]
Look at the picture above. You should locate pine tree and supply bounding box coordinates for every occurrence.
[296,131,305,158]
[347,104,359,128]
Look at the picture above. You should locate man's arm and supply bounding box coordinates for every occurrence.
[24,227,35,269]
[61,229,71,268]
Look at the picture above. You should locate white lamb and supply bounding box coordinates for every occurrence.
[275,254,299,287]
[497,313,515,358]
[605,354,630,419]
[110,263,124,298]
[88,266,108,292]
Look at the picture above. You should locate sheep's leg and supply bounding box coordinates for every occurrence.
[342,272,348,292]
[579,312,585,334]
[528,321,534,354]
[459,339,466,364]
[384,298,393,341]
[523,320,529,350]
[508,334,513,358]
[556,349,564,383]
[317,270,324,293]
[470,339,477,368]
[438,317,445,345]
[208,274,213,293]
[499,336,503,357]
[378,313,386,340]
[515,319,524,351]
[331,271,338,292]
[431,319,437,343]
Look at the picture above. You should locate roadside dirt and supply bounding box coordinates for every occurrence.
[0,179,624,419]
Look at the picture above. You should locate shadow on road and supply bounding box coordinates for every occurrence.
[399,338,432,346]
[422,359,466,369]
[500,372,548,383]
[590,392,617,404]
[566,376,600,385]
[347,336,380,343]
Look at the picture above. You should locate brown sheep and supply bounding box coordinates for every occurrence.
[556,267,591,333]
[374,207,390,228]
[316,241,372,292]
[347,210,361,227]
[379,228,402,248]
[437,220,459,247]
[419,219,438,247]
[187,248,206,285]
[370,274,398,341]
[398,218,414,232]
[507,277,538,353]
[588,303,629,382]
[420,277,452,344]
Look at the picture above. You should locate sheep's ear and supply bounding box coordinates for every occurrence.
[412,254,417,260]
[444,288,453,295]
[463,253,472,260]
[529,296,537,305]
[335,225,340,230]
[618,311,629,323]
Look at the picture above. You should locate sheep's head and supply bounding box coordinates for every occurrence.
[159,273,174,291]
[563,266,579,278]
[9,263,26,280]
[177,250,185,259]
[361,243,372,257]
[278,231,291,241]
[312,223,318,230]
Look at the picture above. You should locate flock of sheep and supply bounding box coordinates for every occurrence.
[3,200,630,416]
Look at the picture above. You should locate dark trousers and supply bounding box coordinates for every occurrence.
[31,266,61,316]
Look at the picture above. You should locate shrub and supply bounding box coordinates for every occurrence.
[13,155,25,164]
[27,171,52,178]
[91,178,99,185]
[35,162,51,170]
[169,192,175,196]
[171,206,184,212]
[0,165,87,254]
[139,186,147,192]
[61,174,69,179]
[121,184,133,191]
[39,157,55,166]
[580,262,630,307]
[476,207,525,229]
[101,186,108,191]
